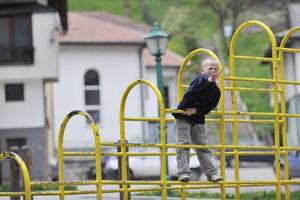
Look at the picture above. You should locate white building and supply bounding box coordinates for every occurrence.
[52,12,183,149]
[0,0,65,181]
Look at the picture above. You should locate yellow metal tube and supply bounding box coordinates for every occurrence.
[0,152,31,200]
[229,20,278,200]
[57,110,102,200]
[234,55,275,62]
[119,79,166,199]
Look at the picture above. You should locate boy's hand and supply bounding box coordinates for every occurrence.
[183,108,197,116]
[208,69,223,82]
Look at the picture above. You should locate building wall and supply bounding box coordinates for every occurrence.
[0,10,61,182]
[0,79,44,128]
[0,12,60,80]
[0,127,48,181]
[53,45,144,148]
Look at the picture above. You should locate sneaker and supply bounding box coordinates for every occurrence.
[207,174,223,182]
[178,174,191,182]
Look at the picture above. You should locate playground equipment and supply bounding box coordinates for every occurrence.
[1,20,300,200]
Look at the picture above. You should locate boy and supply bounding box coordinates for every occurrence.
[172,58,223,182]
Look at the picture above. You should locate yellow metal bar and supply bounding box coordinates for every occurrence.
[125,117,281,123]
[0,152,31,200]
[278,79,300,85]
[280,146,300,151]
[182,85,284,92]
[166,144,222,149]
[62,152,96,156]
[126,143,162,148]
[225,76,275,83]
[57,110,102,200]
[224,86,281,93]
[181,185,186,200]
[234,55,274,62]
[119,79,167,199]
[277,47,300,53]
[31,180,98,186]
[225,145,276,150]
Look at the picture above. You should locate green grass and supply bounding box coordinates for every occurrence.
[68,0,171,23]
[0,184,77,192]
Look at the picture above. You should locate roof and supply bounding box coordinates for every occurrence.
[59,12,146,45]
[143,49,184,68]
[0,2,56,16]
[60,11,184,68]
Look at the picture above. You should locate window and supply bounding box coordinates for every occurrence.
[0,15,33,64]
[7,138,26,149]
[84,69,100,123]
[5,83,24,102]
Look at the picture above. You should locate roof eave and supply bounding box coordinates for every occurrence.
[146,65,180,68]
[60,41,146,46]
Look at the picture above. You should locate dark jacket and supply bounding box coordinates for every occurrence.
[172,74,220,124]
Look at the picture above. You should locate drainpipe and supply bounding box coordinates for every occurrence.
[138,46,147,143]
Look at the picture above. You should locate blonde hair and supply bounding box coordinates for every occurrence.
[201,58,219,69]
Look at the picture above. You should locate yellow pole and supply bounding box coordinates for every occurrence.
[278,26,300,200]
[57,110,102,200]
[0,152,31,200]
[229,20,279,200]
[119,79,166,199]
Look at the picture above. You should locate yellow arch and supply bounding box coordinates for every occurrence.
[119,79,166,200]
[0,151,31,200]
[229,20,280,200]
[57,110,102,200]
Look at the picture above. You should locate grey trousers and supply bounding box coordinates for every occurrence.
[175,119,218,177]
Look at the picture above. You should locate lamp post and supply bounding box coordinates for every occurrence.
[144,22,169,98]
[145,22,170,188]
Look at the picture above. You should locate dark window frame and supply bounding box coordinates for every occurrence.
[5,83,24,102]
[84,69,101,124]
[0,14,34,65]
[7,138,26,149]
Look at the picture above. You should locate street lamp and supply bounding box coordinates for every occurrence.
[145,22,170,186]
[144,22,169,97]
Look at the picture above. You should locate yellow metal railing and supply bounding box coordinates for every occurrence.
[0,152,31,200]
[0,111,103,199]
[57,110,102,199]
